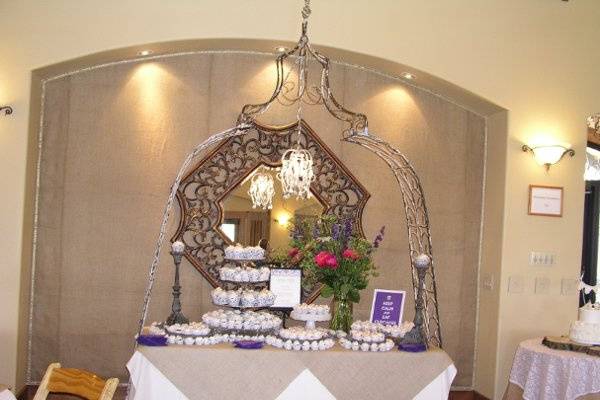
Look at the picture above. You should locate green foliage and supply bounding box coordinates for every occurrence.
[284,215,381,304]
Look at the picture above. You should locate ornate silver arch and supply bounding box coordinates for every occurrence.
[344,133,442,347]
[136,0,442,348]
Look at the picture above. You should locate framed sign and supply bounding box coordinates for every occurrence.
[528,185,563,217]
[269,268,302,310]
[370,289,406,325]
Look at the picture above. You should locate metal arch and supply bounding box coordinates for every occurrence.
[135,124,252,340]
[136,0,443,348]
[344,132,442,348]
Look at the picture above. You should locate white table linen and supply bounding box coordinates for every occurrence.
[508,338,600,400]
[0,389,17,400]
[127,350,455,400]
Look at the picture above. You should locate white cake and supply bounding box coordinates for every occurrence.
[569,302,600,345]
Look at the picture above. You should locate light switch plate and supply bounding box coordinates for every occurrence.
[529,252,556,266]
[561,278,579,296]
[508,275,525,294]
[535,276,551,294]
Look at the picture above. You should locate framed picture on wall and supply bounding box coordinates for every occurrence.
[528,185,563,217]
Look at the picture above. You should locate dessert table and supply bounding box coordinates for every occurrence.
[127,344,456,400]
[504,338,600,400]
[0,385,17,400]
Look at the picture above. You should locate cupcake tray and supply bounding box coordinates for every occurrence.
[211,300,274,310]
[220,277,270,284]
[265,334,337,351]
[224,257,266,264]
[290,310,331,329]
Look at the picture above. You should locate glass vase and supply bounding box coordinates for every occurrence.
[330,296,354,332]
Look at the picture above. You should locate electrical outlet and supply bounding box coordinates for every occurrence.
[561,278,579,296]
[482,273,494,291]
[535,276,551,294]
[508,275,525,294]
[529,252,556,266]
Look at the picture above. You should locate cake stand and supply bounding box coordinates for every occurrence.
[290,310,331,330]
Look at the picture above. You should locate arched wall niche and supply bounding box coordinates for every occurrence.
[25,39,507,389]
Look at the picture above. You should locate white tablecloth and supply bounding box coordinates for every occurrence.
[127,349,456,400]
[507,338,600,400]
[0,389,17,400]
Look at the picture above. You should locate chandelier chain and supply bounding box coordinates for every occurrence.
[302,0,311,21]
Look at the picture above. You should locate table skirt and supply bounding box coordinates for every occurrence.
[127,344,456,400]
[504,338,600,400]
[0,388,17,400]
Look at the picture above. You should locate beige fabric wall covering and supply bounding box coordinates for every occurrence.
[32,52,485,387]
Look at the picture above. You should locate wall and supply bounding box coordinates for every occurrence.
[0,0,598,397]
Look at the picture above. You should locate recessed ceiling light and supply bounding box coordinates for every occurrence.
[402,72,415,80]
[275,46,289,53]
[138,50,153,56]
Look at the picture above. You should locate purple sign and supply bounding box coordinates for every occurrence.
[370,289,406,325]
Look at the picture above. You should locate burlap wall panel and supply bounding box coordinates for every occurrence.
[32,52,484,387]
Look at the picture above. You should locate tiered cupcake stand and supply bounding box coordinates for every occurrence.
[205,257,281,346]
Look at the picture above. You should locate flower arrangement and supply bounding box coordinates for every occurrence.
[286,215,384,331]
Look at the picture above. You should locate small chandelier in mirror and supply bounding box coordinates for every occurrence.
[248,170,275,210]
[278,147,315,200]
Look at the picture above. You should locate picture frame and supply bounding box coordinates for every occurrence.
[369,289,406,325]
[528,185,563,217]
[269,268,302,311]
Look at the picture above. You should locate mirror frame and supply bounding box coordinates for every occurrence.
[173,120,370,303]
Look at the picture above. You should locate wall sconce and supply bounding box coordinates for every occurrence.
[275,212,291,227]
[522,144,575,170]
[0,106,13,116]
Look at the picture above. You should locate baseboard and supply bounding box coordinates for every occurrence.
[474,391,491,400]
[18,383,489,400]
[449,389,491,400]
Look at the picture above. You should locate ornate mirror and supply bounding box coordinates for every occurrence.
[218,164,326,249]
[173,121,370,302]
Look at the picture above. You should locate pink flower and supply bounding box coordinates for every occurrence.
[343,248,360,260]
[325,255,338,269]
[315,251,338,269]
[288,247,300,258]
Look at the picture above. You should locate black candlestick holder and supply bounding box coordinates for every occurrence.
[399,254,430,352]
[166,241,189,326]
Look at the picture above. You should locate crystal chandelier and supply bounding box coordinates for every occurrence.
[248,170,275,209]
[278,147,315,199]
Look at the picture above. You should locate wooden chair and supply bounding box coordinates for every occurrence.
[33,363,119,400]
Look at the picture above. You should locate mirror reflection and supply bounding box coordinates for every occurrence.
[219,164,325,251]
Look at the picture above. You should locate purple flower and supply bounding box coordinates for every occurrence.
[332,223,341,241]
[373,226,385,248]
[312,224,321,238]
[343,218,353,239]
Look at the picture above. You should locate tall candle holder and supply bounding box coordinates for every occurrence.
[399,254,430,352]
[166,241,189,325]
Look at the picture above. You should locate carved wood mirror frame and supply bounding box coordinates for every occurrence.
[172,120,370,302]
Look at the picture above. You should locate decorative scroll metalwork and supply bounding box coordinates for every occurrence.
[344,132,442,348]
[236,5,367,137]
[172,120,370,303]
[0,106,13,116]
